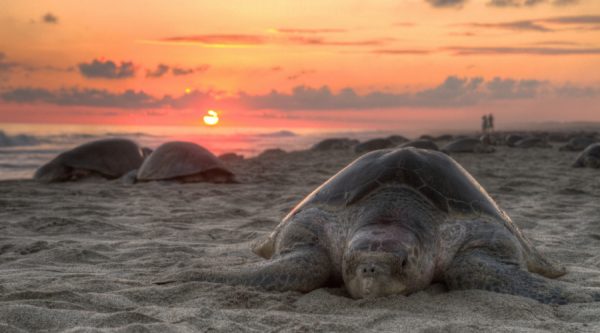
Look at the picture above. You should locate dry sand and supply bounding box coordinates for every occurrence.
[1,145,600,332]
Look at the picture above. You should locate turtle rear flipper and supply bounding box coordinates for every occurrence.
[154,246,331,293]
[445,249,599,304]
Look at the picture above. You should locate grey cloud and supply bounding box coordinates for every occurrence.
[146,64,208,77]
[425,0,468,8]
[544,15,600,24]
[42,13,58,24]
[1,88,157,108]
[172,66,199,76]
[485,78,547,99]
[1,76,597,110]
[78,59,135,79]
[146,64,170,78]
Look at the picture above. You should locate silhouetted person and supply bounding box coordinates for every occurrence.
[482,115,489,134]
[488,113,494,132]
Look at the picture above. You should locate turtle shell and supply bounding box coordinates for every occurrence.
[287,147,504,220]
[442,138,482,153]
[573,143,600,168]
[137,141,233,181]
[34,138,145,181]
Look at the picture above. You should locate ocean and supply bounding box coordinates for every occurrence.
[0,123,407,180]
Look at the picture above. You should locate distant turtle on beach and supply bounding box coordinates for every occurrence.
[156,148,599,304]
[312,138,359,151]
[34,138,148,182]
[400,139,439,151]
[573,143,600,168]
[136,141,236,183]
[559,136,597,152]
[441,138,495,154]
[513,137,551,149]
[505,134,524,147]
[354,138,396,153]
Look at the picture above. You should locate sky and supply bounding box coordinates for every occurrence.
[0,0,599,133]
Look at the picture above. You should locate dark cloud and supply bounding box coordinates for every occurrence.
[446,46,600,55]
[146,64,209,77]
[1,88,156,108]
[544,15,600,24]
[146,64,170,78]
[2,76,597,110]
[172,65,209,76]
[485,78,547,99]
[42,13,58,24]
[78,59,135,79]
[425,0,467,8]
[460,15,600,33]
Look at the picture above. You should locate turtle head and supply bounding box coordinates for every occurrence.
[34,159,71,182]
[343,225,434,299]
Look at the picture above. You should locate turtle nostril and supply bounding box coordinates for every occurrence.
[363,268,367,273]
[401,259,407,269]
[370,268,375,273]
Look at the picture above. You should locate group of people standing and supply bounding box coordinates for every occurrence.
[482,114,495,134]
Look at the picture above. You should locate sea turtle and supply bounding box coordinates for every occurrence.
[505,134,524,147]
[136,141,235,183]
[386,135,409,145]
[400,139,439,151]
[514,137,551,149]
[573,143,600,168]
[355,138,396,153]
[156,148,599,304]
[34,138,147,182]
[441,138,495,154]
[559,136,597,152]
[312,138,359,151]
[434,134,454,141]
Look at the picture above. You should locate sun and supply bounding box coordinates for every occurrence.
[203,110,219,126]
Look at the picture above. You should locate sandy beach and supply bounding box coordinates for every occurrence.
[1,143,600,332]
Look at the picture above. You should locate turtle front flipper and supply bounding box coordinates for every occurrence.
[444,249,600,304]
[154,246,331,293]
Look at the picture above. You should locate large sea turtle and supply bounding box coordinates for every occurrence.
[136,141,235,183]
[559,136,597,152]
[156,148,599,304]
[573,143,600,168]
[34,138,148,182]
[441,138,495,154]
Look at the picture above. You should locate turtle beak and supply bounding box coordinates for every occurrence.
[362,277,374,297]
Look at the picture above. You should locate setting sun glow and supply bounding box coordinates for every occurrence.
[203,110,219,126]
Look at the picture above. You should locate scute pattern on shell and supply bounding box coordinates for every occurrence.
[137,141,233,181]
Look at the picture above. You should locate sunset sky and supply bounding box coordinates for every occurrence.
[1,0,599,132]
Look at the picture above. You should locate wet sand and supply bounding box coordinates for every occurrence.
[1,145,600,332]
